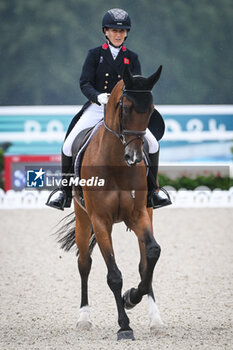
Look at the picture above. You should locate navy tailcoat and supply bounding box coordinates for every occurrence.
[65,43,165,141]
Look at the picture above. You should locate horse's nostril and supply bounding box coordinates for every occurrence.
[124,153,134,166]
[125,153,138,167]
[125,153,131,161]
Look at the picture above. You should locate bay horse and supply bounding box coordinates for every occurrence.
[58,65,165,340]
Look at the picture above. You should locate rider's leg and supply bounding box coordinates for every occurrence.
[46,105,104,210]
[63,104,105,157]
[145,129,171,209]
[46,151,73,210]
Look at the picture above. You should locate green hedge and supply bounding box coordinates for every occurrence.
[158,173,233,191]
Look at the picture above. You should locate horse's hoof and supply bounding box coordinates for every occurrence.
[76,305,92,330]
[117,329,135,341]
[76,320,92,331]
[150,319,166,335]
[123,289,136,310]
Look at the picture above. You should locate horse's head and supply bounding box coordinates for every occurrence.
[119,65,162,166]
[105,65,162,166]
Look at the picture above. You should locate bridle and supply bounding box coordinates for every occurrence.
[104,88,152,147]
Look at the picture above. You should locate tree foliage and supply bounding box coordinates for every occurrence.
[0,0,232,105]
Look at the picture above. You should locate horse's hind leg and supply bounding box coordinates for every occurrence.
[138,239,164,333]
[74,202,93,330]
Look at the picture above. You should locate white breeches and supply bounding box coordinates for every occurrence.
[63,104,103,156]
[63,104,159,156]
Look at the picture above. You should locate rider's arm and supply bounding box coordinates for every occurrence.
[79,49,100,104]
[131,54,142,76]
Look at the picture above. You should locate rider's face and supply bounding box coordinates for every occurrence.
[104,28,127,47]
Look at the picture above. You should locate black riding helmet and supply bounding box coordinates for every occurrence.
[102,8,131,32]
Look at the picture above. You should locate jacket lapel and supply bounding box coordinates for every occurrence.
[114,49,125,67]
[101,44,127,73]
[101,46,116,70]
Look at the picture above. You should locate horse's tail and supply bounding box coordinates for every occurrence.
[56,211,96,256]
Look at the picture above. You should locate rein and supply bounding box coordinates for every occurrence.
[104,88,152,147]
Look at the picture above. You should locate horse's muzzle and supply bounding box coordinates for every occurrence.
[124,149,143,167]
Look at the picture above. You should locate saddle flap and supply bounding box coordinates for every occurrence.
[71,127,94,163]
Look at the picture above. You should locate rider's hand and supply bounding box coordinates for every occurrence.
[97,93,109,105]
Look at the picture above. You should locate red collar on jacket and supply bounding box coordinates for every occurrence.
[102,43,127,51]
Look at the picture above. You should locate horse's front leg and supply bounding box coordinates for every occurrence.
[138,239,165,333]
[124,211,161,313]
[91,215,134,341]
[135,209,164,331]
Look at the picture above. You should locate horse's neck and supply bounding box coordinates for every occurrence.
[94,95,125,164]
[105,103,120,134]
[96,124,125,166]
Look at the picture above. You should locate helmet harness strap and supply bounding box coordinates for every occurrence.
[104,33,128,48]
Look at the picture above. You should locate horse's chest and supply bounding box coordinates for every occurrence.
[112,191,143,222]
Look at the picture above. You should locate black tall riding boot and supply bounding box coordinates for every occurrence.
[46,152,73,210]
[147,150,172,209]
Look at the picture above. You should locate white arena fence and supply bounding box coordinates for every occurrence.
[0,105,233,143]
[0,188,233,209]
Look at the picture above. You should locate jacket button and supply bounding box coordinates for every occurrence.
[105,81,108,84]
[105,73,109,76]
[104,86,107,89]
[118,74,121,78]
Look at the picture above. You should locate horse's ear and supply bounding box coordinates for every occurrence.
[147,65,162,89]
[123,64,133,87]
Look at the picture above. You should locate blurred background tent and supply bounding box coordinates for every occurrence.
[0,0,232,106]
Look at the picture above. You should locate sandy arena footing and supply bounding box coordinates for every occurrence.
[0,208,232,349]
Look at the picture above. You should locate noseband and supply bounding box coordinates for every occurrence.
[104,88,152,147]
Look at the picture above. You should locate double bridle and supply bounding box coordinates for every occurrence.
[104,88,152,147]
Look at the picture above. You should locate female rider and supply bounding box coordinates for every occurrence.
[46,8,171,210]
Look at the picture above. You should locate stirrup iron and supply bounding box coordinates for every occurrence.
[45,188,67,210]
